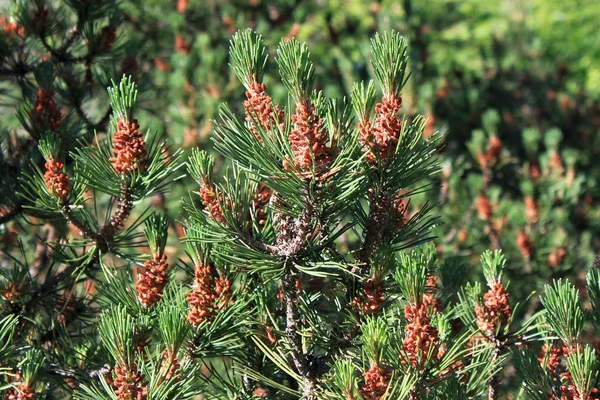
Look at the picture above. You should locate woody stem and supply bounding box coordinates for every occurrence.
[283,260,316,399]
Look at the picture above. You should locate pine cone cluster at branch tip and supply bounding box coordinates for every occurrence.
[548,247,567,268]
[31,89,62,132]
[136,254,169,308]
[186,263,232,326]
[352,277,385,315]
[110,119,147,174]
[403,302,439,367]
[424,274,442,313]
[31,7,48,33]
[44,159,71,198]
[553,345,600,400]
[199,183,226,224]
[5,384,34,400]
[476,195,492,220]
[160,350,180,382]
[0,16,25,39]
[244,82,285,143]
[176,0,189,13]
[529,160,542,181]
[516,230,534,258]
[474,283,511,336]
[360,364,390,400]
[539,344,563,378]
[361,94,402,164]
[252,185,272,227]
[289,102,331,171]
[477,135,503,169]
[113,365,147,400]
[97,26,116,52]
[174,35,190,54]
[524,196,539,224]
[3,282,22,302]
[549,152,564,175]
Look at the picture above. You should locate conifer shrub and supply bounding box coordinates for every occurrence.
[0,3,599,398]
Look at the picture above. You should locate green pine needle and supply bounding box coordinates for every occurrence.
[566,345,600,399]
[540,279,585,347]
[351,80,377,123]
[38,132,63,161]
[481,250,506,286]
[144,213,169,257]
[187,149,215,184]
[230,28,268,89]
[361,316,389,364]
[587,269,600,330]
[276,38,315,103]
[108,74,138,124]
[370,31,409,97]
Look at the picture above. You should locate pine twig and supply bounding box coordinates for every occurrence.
[283,260,316,398]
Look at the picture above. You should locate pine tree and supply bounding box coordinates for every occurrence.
[1,20,599,399]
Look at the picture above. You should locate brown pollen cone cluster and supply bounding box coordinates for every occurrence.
[360,94,402,164]
[186,263,232,326]
[31,89,62,132]
[360,364,390,400]
[159,350,181,382]
[97,26,116,52]
[474,283,511,336]
[44,159,71,198]
[403,301,439,367]
[136,254,169,308]
[0,16,25,39]
[252,184,272,227]
[423,274,442,313]
[476,195,493,220]
[244,82,284,143]
[31,7,48,33]
[110,119,147,174]
[5,384,35,400]
[538,344,563,379]
[524,196,539,224]
[541,345,600,400]
[548,247,567,268]
[516,231,534,258]
[199,183,226,224]
[476,135,502,169]
[352,277,385,315]
[113,365,147,400]
[174,35,190,54]
[176,0,189,12]
[3,282,23,302]
[549,152,564,175]
[289,102,331,171]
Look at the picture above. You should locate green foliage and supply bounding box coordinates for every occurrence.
[370,31,410,97]
[1,0,599,398]
[540,279,585,347]
[276,39,316,103]
[229,29,268,89]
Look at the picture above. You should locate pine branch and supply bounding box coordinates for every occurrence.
[282,260,316,398]
[108,75,138,125]
[230,29,268,89]
[370,31,409,97]
[276,39,315,103]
